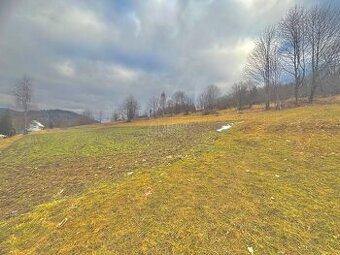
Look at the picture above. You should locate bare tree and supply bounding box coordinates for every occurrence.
[246,26,280,110]
[159,92,166,116]
[122,96,139,122]
[232,82,249,110]
[279,6,307,105]
[306,5,340,102]
[13,75,33,134]
[111,110,119,122]
[98,110,104,123]
[166,97,174,116]
[80,109,95,125]
[83,109,94,119]
[172,91,195,115]
[198,85,221,113]
[148,96,159,118]
[248,82,258,108]
[173,91,186,114]
[184,96,196,114]
[271,44,282,110]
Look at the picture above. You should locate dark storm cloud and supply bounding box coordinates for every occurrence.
[0,0,333,114]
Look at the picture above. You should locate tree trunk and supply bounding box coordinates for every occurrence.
[265,100,270,110]
[265,84,270,110]
[24,110,28,135]
[294,85,299,106]
[309,78,317,103]
[276,87,282,110]
[309,86,316,103]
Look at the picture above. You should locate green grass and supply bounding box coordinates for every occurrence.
[1,126,201,164]
[0,104,339,254]
[0,123,218,220]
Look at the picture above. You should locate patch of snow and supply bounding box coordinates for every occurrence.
[0,134,7,139]
[27,127,38,132]
[217,124,233,132]
[27,120,45,132]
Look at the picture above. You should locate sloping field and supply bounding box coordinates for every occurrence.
[0,104,339,254]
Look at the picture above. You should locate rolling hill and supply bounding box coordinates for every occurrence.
[0,108,97,133]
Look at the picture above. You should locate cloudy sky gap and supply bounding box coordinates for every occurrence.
[0,0,336,115]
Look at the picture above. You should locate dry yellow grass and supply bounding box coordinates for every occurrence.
[0,135,23,151]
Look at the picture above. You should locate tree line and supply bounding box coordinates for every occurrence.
[1,4,339,129]
[243,4,339,109]
[111,84,222,122]
[115,4,339,121]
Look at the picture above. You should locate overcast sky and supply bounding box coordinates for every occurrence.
[0,0,335,115]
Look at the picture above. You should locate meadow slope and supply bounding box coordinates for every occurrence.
[0,104,339,254]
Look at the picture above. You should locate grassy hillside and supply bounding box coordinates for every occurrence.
[0,104,339,254]
[0,108,96,133]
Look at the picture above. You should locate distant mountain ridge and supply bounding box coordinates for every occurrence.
[0,108,97,132]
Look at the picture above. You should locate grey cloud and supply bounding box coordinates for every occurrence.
[0,0,329,114]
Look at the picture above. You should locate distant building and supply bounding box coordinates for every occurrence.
[27,120,45,132]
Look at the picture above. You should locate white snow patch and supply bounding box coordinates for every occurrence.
[216,124,233,132]
[27,120,45,132]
